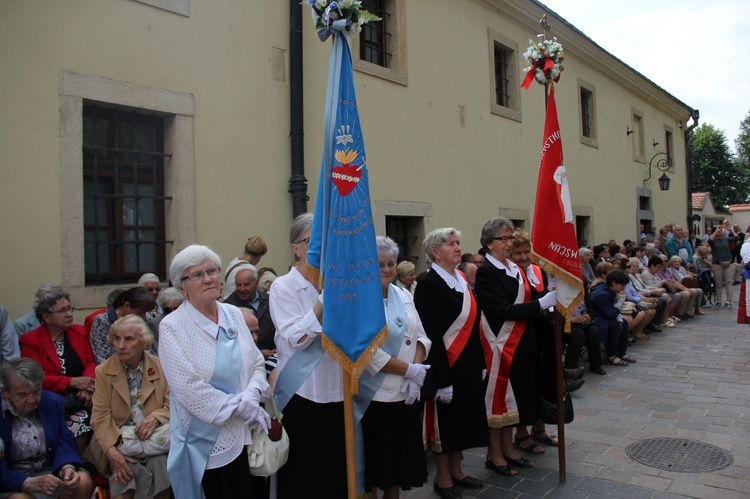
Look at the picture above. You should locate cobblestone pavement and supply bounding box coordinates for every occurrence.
[401,290,750,498]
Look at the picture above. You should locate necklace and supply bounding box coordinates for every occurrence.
[50,330,65,342]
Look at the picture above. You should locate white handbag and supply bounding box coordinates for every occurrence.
[247,397,289,476]
[118,422,170,458]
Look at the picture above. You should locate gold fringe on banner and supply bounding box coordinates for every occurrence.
[321,327,388,395]
[531,253,585,330]
[307,264,322,291]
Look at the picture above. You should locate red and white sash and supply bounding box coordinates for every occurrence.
[479,269,531,427]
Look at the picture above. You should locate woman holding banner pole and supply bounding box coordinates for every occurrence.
[474,217,556,475]
[414,228,487,499]
[269,213,347,499]
[361,236,431,498]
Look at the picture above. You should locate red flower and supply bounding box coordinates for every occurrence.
[148,367,156,376]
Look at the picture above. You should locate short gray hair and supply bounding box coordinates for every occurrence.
[376,236,399,261]
[423,228,462,264]
[157,287,184,307]
[2,358,43,391]
[290,213,313,245]
[669,255,682,263]
[169,245,222,291]
[108,314,154,349]
[644,243,656,256]
[138,273,160,286]
[480,217,514,251]
[579,247,592,258]
[34,284,69,322]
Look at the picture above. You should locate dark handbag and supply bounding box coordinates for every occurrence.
[682,276,699,288]
[540,392,574,425]
[419,364,436,401]
[63,392,86,414]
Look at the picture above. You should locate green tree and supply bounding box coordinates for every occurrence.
[736,110,750,174]
[689,123,749,211]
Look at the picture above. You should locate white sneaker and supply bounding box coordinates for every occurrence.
[660,321,676,328]
[724,302,732,308]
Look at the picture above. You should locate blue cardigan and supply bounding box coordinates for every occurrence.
[0,391,81,492]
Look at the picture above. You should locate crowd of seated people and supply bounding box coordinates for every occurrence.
[0,221,744,499]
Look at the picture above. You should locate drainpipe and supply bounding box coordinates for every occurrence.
[289,0,308,217]
[684,109,699,232]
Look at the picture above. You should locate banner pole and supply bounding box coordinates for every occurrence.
[342,366,357,499]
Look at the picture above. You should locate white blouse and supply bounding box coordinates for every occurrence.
[158,300,268,469]
[365,287,431,403]
[269,267,343,403]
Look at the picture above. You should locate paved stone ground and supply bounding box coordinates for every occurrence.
[401,287,750,498]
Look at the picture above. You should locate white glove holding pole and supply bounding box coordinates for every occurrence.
[404,363,430,386]
[435,386,453,404]
[400,379,421,405]
[539,290,556,310]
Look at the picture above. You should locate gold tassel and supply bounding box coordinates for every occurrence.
[320,327,388,396]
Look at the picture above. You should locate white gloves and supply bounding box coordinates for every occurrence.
[482,369,487,381]
[435,386,453,404]
[235,389,271,434]
[539,291,556,310]
[404,363,430,385]
[400,379,421,405]
[547,276,557,291]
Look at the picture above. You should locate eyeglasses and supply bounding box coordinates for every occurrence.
[48,306,75,315]
[493,236,516,243]
[181,267,221,282]
[295,237,311,245]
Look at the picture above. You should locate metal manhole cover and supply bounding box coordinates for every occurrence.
[626,437,732,472]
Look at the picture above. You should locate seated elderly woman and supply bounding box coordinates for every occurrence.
[89,315,170,499]
[395,261,417,295]
[19,286,97,453]
[0,357,93,499]
[90,288,156,364]
[151,287,184,332]
[138,274,163,322]
[668,256,705,316]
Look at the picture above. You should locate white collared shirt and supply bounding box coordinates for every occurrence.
[431,263,467,293]
[486,253,520,280]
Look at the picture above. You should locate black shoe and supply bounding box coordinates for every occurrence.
[485,459,517,476]
[564,378,584,392]
[645,323,662,333]
[451,475,483,489]
[589,366,607,375]
[434,480,462,499]
[563,366,586,380]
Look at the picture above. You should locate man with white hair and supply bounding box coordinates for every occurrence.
[223,264,276,359]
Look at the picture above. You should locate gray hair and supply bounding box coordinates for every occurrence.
[628,257,641,267]
[644,243,656,256]
[157,287,184,307]
[108,314,154,349]
[106,288,126,307]
[169,245,222,291]
[2,358,44,391]
[138,273,160,286]
[376,236,399,261]
[290,213,313,244]
[579,247,592,258]
[423,228,462,264]
[669,255,682,263]
[258,272,277,293]
[480,217,515,251]
[34,284,69,322]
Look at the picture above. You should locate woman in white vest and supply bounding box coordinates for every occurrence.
[159,245,270,499]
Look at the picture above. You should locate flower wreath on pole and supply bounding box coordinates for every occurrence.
[521,35,564,89]
[305,0,381,42]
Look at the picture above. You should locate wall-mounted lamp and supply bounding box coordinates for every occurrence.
[626,126,634,136]
[644,152,674,191]
[653,140,660,147]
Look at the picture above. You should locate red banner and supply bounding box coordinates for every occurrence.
[530,85,583,315]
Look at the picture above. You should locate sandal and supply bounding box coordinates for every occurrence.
[620,355,636,364]
[514,435,545,454]
[531,429,559,446]
[485,459,518,476]
[605,356,629,366]
[504,454,534,468]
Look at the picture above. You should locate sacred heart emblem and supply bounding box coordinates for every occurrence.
[332,149,362,197]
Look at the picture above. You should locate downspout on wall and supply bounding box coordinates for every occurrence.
[288,0,308,217]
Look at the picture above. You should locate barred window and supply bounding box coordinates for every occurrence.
[360,0,392,68]
[494,42,511,108]
[581,88,593,138]
[82,105,171,285]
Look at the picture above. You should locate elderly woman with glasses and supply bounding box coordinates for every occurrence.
[414,228,487,498]
[19,285,97,453]
[158,244,270,499]
[269,214,349,499]
[361,236,431,498]
[0,358,93,499]
[473,218,556,477]
[89,315,171,499]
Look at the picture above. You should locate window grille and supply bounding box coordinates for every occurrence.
[581,88,593,138]
[360,0,392,68]
[494,42,511,108]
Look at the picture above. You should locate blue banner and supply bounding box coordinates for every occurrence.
[307,33,386,374]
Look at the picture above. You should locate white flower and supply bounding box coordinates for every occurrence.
[340,0,354,7]
[316,0,327,8]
